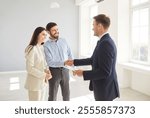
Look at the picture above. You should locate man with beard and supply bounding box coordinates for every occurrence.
[44,22,73,101]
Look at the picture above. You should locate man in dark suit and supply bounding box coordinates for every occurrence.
[67,14,120,101]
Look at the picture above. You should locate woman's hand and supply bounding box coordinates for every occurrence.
[45,70,52,83]
[46,73,52,80]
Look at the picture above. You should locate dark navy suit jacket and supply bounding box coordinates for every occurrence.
[74,33,120,101]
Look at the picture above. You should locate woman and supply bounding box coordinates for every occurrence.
[25,27,52,101]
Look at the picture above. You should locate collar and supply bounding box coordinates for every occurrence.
[36,44,42,47]
[99,32,108,41]
[49,37,58,42]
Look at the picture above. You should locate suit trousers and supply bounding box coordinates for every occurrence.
[48,67,70,101]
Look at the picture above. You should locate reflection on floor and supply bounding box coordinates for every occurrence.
[0,71,150,101]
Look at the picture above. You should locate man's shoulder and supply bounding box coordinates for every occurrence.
[44,40,50,47]
[58,37,68,44]
[101,38,115,47]
[59,37,66,41]
[102,34,113,43]
[99,35,116,48]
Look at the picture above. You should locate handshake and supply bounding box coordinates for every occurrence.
[64,60,83,77]
[64,60,74,66]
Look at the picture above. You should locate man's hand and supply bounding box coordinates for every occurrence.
[73,69,83,77]
[64,60,74,66]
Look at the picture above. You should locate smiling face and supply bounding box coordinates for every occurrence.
[92,19,99,37]
[92,19,103,37]
[37,30,47,44]
[92,19,106,37]
[49,25,59,39]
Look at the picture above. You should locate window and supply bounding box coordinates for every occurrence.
[88,5,99,56]
[80,4,98,57]
[131,0,150,64]
[132,0,149,6]
[9,77,20,91]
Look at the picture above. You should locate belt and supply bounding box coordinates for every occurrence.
[49,67,64,70]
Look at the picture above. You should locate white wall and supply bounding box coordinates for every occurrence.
[132,72,150,96]
[116,0,131,88]
[0,0,79,71]
[75,0,87,5]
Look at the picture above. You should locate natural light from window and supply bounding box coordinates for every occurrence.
[132,0,149,6]
[9,77,20,91]
[80,4,98,57]
[131,0,150,64]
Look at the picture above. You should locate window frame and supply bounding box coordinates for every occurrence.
[130,0,150,65]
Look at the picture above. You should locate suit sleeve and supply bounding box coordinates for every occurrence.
[83,41,114,80]
[74,58,92,66]
[26,48,46,79]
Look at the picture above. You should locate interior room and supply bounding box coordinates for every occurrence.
[0,0,150,101]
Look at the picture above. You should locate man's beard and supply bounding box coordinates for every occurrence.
[50,32,59,39]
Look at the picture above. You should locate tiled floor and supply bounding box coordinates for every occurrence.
[0,71,150,101]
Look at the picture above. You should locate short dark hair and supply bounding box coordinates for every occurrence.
[46,22,57,31]
[93,14,110,29]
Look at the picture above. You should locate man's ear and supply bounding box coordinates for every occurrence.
[97,23,102,30]
[98,23,102,28]
[99,23,105,30]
